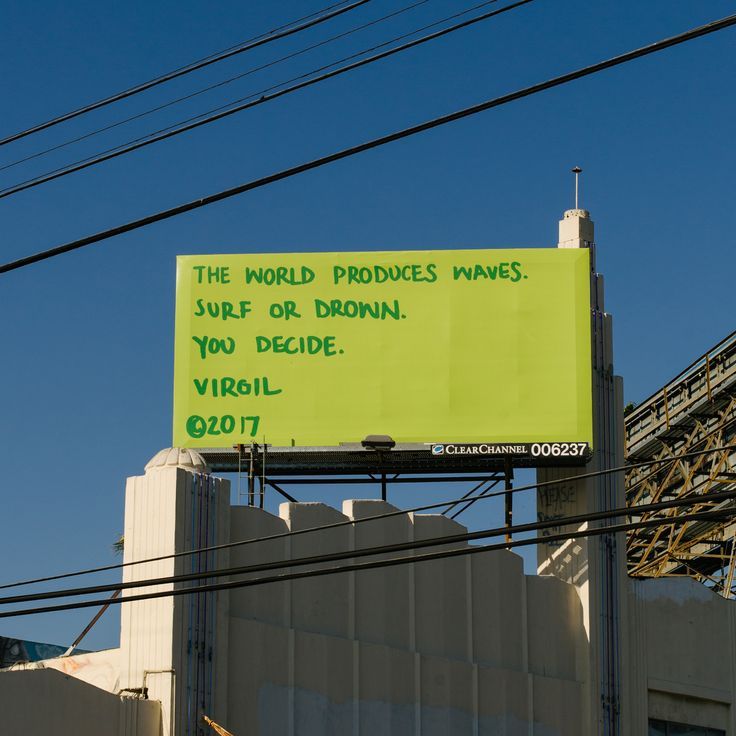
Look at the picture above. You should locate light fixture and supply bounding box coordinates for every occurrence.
[361,435,396,451]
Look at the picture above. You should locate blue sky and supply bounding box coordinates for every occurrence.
[1,0,734,650]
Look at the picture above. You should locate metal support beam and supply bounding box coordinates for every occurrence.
[625,331,736,597]
[504,458,514,544]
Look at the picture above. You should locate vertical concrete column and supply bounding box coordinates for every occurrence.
[279,502,351,638]
[537,209,630,734]
[411,514,469,661]
[279,502,353,734]
[344,500,413,735]
[118,448,230,736]
[343,500,413,649]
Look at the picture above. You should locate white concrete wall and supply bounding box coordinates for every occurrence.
[119,461,230,736]
[629,577,736,733]
[224,499,587,735]
[6,447,736,735]
[0,668,159,736]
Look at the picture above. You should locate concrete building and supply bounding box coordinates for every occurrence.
[2,209,733,735]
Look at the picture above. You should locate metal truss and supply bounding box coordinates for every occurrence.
[625,331,736,597]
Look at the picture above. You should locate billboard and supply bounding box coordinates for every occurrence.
[173,249,592,448]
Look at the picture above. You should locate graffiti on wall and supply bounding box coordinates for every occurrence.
[0,636,68,668]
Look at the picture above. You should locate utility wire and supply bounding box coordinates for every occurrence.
[0,0,528,200]
[3,10,735,275]
[0,443,732,595]
[0,0,373,148]
[0,508,731,620]
[0,0,432,174]
[2,482,735,608]
[1,444,732,591]
[628,420,735,512]
[0,443,727,592]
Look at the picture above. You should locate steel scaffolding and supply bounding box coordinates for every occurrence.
[625,331,736,597]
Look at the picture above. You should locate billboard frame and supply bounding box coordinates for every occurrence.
[174,248,593,451]
[200,442,592,476]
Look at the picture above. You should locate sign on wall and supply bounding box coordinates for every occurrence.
[173,249,592,448]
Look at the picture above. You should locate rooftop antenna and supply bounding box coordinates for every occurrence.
[572,166,582,209]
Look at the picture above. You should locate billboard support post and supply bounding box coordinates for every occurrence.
[260,443,267,509]
[247,443,256,507]
[504,457,514,543]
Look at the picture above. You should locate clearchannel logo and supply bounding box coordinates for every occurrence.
[427,442,590,458]
[433,443,530,456]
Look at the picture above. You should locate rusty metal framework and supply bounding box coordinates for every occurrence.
[625,331,736,597]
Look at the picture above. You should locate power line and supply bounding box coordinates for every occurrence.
[0,0,504,195]
[3,10,735,275]
[0,0,529,200]
[0,508,730,620]
[0,0,373,148]
[2,481,735,608]
[0,0,432,175]
[0,443,732,593]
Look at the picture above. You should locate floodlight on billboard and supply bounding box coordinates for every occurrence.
[173,249,592,450]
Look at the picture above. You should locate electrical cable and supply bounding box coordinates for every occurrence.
[0,0,373,148]
[0,508,731,619]
[628,463,736,576]
[2,458,735,607]
[0,0,432,175]
[627,412,736,508]
[0,0,530,200]
[0,443,732,592]
[3,10,735,275]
